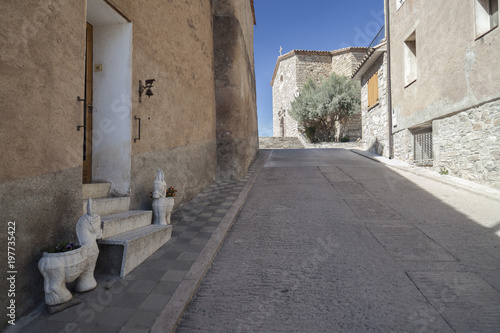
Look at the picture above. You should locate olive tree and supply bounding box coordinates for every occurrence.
[289,73,360,142]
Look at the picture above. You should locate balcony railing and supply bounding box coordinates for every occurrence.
[368,25,385,49]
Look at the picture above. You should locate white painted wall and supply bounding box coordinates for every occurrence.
[88,0,132,195]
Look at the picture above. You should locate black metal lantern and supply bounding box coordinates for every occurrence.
[139,79,155,102]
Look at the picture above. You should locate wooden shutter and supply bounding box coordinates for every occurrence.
[368,71,379,108]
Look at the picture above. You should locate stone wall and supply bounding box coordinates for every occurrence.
[343,113,362,140]
[331,49,367,78]
[389,1,500,133]
[213,0,258,179]
[295,53,332,87]
[272,56,298,137]
[392,129,414,164]
[291,52,332,138]
[387,1,499,190]
[271,49,366,139]
[361,53,390,157]
[433,100,500,189]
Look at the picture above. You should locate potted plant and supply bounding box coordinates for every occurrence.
[152,169,177,225]
[38,199,102,312]
[165,186,177,216]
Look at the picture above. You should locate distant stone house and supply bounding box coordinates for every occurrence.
[352,41,389,157]
[0,0,257,326]
[270,48,367,140]
[355,0,500,189]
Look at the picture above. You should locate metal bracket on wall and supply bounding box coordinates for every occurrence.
[77,96,86,131]
[134,116,141,142]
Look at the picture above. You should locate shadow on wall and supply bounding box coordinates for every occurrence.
[368,138,385,156]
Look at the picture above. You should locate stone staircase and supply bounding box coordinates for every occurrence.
[83,183,172,277]
[258,137,305,149]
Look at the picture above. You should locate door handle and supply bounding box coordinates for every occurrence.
[77,96,86,131]
[134,116,141,142]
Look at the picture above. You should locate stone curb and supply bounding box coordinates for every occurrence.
[351,149,500,202]
[150,150,270,333]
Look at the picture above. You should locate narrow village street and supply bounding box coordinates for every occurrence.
[3,1,499,331]
[6,148,500,332]
[177,148,500,332]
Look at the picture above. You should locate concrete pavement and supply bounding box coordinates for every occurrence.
[177,148,500,332]
[7,152,269,333]
[7,148,500,332]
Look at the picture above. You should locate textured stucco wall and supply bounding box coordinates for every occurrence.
[213,0,258,180]
[390,0,500,131]
[0,0,85,183]
[131,140,217,210]
[389,0,500,188]
[0,0,256,325]
[0,1,86,327]
[0,169,82,328]
[112,0,218,202]
[361,53,390,157]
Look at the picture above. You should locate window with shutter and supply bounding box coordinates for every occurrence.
[367,71,379,109]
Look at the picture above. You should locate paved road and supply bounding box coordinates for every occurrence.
[177,149,500,332]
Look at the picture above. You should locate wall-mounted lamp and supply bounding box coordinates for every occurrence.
[139,79,155,103]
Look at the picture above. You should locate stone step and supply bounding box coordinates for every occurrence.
[258,137,305,149]
[97,225,172,277]
[82,183,111,200]
[101,210,153,239]
[82,197,130,216]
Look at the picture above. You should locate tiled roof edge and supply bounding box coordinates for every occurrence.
[271,46,369,86]
[351,41,387,79]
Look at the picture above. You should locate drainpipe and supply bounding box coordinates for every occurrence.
[385,0,394,159]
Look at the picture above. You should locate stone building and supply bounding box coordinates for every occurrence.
[352,42,389,157]
[355,0,500,189]
[0,0,257,326]
[270,48,367,139]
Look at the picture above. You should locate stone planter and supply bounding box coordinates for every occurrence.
[38,199,102,312]
[153,197,174,225]
[38,247,86,306]
[165,197,174,224]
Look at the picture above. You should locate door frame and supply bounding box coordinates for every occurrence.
[82,22,93,183]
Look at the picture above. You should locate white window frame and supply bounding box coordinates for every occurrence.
[404,31,417,87]
[397,0,408,11]
[475,0,499,38]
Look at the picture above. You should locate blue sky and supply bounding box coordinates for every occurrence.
[254,1,385,137]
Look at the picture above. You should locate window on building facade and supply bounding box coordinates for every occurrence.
[475,0,499,37]
[404,31,417,87]
[413,127,433,166]
[396,0,407,11]
[367,71,379,109]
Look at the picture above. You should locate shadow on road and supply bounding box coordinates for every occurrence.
[179,148,500,333]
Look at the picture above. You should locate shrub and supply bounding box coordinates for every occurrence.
[289,73,360,142]
[340,135,350,142]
